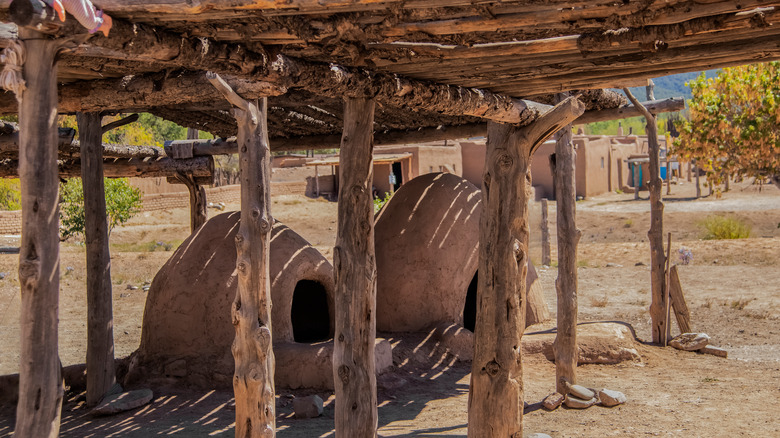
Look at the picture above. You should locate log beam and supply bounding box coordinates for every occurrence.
[0,156,214,179]
[0,71,286,114]
[0,126,164,159]
[552,92,581,395]
[333,97,378,437]
[207,72,276,437]
[14,28,64,437]
[469,97,585,437]
[624,88,668,344]
[162,97,683,154]
[77,112,116,407]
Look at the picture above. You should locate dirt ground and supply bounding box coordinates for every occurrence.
[0,177,778,437]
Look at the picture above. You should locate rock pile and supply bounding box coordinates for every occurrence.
[542,382,627,411]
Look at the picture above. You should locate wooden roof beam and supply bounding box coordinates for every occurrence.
[164,97,683,153]
[7,10,556,125]
[0,156,214,179]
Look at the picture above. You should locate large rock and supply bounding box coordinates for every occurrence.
[564,395,597,409]
[598,389,627,407]
[542,392,564,411]
[92,389,153,416]
[524,322,641,365]
[670,333,710,351]
[566,383,595,400]
[293,395,324,419]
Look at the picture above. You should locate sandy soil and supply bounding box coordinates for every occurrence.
[0,177,778,437]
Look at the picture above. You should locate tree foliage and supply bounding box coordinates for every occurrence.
[672,62,780,185]
[0,179,21,210]
[60,178,143,240]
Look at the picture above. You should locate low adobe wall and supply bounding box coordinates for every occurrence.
[374,173,549,333]
[0,210,21,235]
[128,212,336,389]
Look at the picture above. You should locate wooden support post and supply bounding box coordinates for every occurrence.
[540,199,551,266]
[333,98,378,437]
[552,93,581,394]
[668,265,692,334]
[695,162,701,198]
[633,163,641,200]
[208,73,275,437]
[624,88,667,344]
[469,97,584,437]
[15,28,65,437]
[314,165,320,197]
[687,161,692,182]
[175,172,207,233]
[77,112,116,407]
[664,233,672,346]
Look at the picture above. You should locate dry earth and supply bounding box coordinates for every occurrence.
[0,177,778,437]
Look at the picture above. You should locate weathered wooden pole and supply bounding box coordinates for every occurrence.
[208,72,275,437]
[175,172,207,233]
[540,198,551,266]
[333,97,378,437]
[552,93,581,394]
[468,97,584,437]
[632,162,641,200]
[14,28,65,437]
[624,88,667,344]
[77,112,117,407]
[694,161,701,198]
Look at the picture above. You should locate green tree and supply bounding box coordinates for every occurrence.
[672,62,780,186]
[59,178,143,240]
[0,179,21,210]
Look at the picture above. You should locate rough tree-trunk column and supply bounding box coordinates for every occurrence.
[77,112,116,407]
[468,98,584,437]
[625,89,667,344]
[333,98,378,438]
[15,28,65,437]
[552,92,581,394]
[540,199,551,266]
[208,72,275,438]
[175,172,207,233]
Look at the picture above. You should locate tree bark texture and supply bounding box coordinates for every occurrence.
[14,28,64,438]
[540,199,551,266]
[668,265,692,335]
[208,70,276,438]
[624,89,667,344]
[468,97,584,437]
[175,172,208,233]
[77,112,116,407]
[0,156,213,179]
[333,98,378,438]
[552,105,581,395]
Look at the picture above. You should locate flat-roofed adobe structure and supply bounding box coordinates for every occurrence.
[0,0,775,436]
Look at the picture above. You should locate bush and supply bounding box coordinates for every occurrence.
[60,178,143,240]
[0,179,21,210]
[373,192,393,214]
[699,215,751,240]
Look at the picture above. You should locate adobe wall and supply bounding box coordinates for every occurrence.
[0,211,21,235]
[376,143,463,179]
[374,173,548,332]
[130,212,335,388]
[459,140,485,188]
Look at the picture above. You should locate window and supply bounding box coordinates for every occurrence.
[601,157,605,169]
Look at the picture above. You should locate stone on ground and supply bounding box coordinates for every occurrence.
[293,395,324,418]
[670,333,710,351]
[699,345,728,358]
[564,394,597,409]
[524,322,641,365]
[566,383,595,400]
[92,389,153,416]
[528,434,553,438]
[598,388,627,407]
[542,392,565,411]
